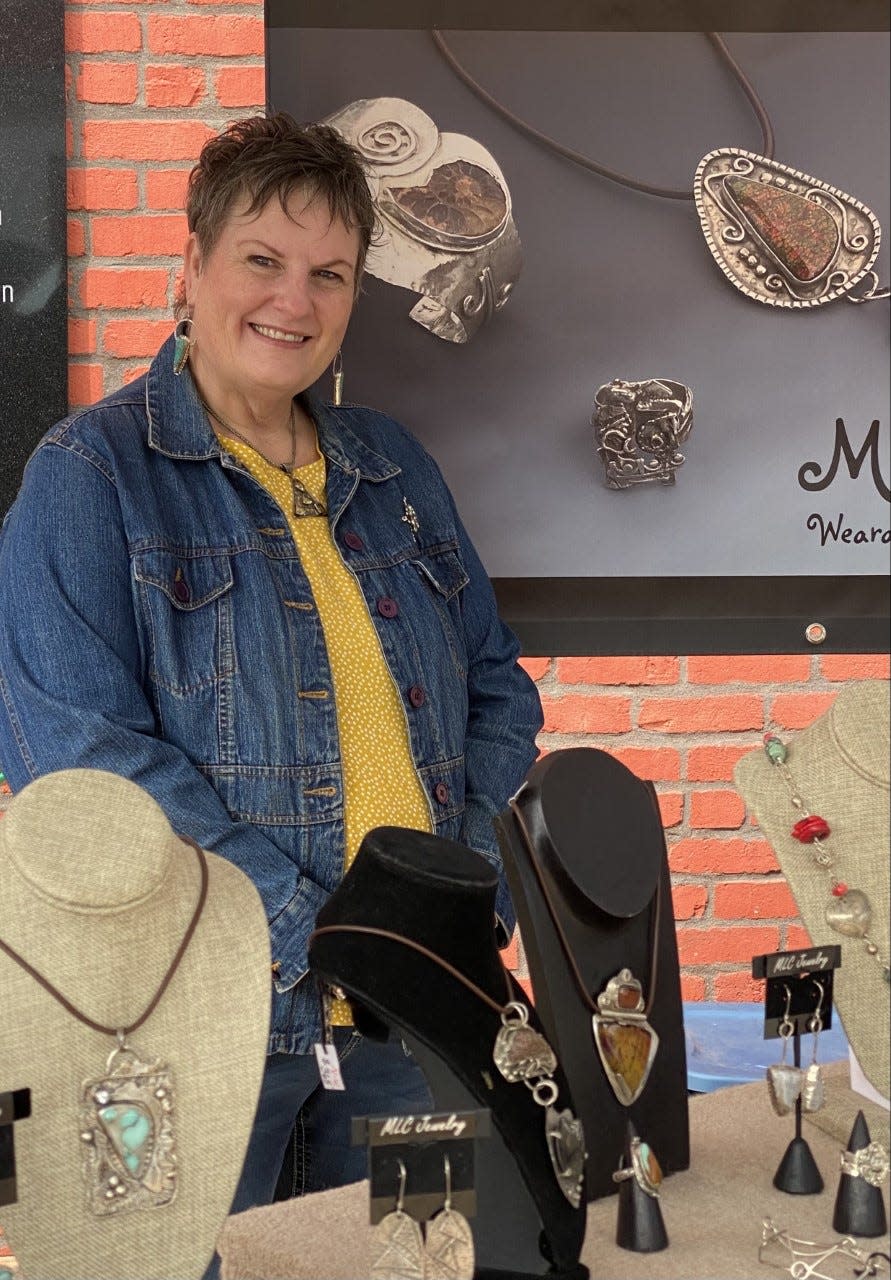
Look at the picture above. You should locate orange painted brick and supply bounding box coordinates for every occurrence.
[518,657,550,681]
[680,974,706,1001]
[214,65,265,108]
[676,925,779,966]
[669,837,779,875]
[671,884,707,921]
[76,62,138,104]
[539,694,631,735]
[188,0,263,5]
[146,65,206,108]
[687,655,810,683]
[713,881,799,920]
[657,792,683,828]
[67,219,86,256]
[67,168,138,212]
[68,318,97,356]
[83,121,215,162]
[714,972,764,1002]
[67,119,75,161]
[92,215,187,258]
[821,656,891,680]
[690,790,746,830]
[80,268,170,310]
[500,935,519,971]
[555,656,679,686]
[65,12,141,53]
[608,747,681,781]
[122,365,152,385]
[769,692,836,730]
[686,745,753,782]
[103,319,176,358]
[148,15,264,56]
[147,169,191,211]
[68,363,103,407]
[783,924,814,951]
[638,696,763,733]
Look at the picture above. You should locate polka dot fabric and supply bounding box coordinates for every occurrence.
[219,434,433,1024]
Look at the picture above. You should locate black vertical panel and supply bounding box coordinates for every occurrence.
[0,0,68,517]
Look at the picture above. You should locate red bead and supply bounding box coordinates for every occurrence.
[792,815,830,843]
[831,882,848,897]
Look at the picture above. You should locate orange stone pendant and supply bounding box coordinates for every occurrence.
[592,969,659,1107]
[694,148,884,307]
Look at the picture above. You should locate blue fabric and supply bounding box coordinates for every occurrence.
[0,334,543,1053]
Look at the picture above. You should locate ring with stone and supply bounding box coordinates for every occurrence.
[840,1141,889,1187]
[611,1136,663,1198]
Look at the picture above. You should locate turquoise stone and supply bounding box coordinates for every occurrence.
[99,1103,153,1180]
[763,735,787,765]
[1,1269,14,1280]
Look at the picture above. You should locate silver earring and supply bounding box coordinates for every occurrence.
[766,985,803,1116]
[172,317,193,376]
[801,979,826,1113]
[369,1157,424,1280]
[424,1152,475,1280]
[332,350,344,406]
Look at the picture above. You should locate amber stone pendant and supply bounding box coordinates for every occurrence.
[592,969,659,1107]
[693,148,883,307]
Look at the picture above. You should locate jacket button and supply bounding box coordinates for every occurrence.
[408,684,426,708]
[433,782,449,805]
[377,597,399,619]
[343,531,364,551]
[173,575,190,604]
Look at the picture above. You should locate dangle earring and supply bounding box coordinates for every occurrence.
[767,986,803,1116]
[802,979,826,1113]
[172,317,194,376]
[369,1158,424,1280]
[425,1153,475,1280]
[332,350,344,406]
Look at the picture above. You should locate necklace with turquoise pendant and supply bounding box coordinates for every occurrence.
[763,734,890,984]
[0,839,209,1214]
[432,31,887,308]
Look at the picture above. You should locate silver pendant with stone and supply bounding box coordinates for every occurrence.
[79,1036,177,1215]
[492,1001,557,1083]
[825,888,872,938]
[544,1106,586,1208]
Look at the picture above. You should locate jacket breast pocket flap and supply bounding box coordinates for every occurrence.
[411,545,469,601]
[134,550,234,610]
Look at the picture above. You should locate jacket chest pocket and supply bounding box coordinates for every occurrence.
[410,545,469,679]
[134,550,236,696]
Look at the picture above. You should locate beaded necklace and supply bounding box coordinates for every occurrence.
[763,734,890,984]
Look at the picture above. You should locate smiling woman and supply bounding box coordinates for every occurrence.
[0,113,543,1275]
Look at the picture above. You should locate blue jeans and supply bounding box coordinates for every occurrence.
[204,1029,432,1277]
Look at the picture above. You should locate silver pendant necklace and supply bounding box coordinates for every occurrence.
[203,398,328,518]
[0,838,209,1216]
[432,30,887,308]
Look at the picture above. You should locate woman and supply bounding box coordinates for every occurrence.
[0,115,543,1212]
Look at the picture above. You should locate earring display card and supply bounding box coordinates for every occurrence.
[353,1110,489,1226]
[753,948,840,1038]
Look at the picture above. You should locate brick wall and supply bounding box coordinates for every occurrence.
[55,0,890,1002]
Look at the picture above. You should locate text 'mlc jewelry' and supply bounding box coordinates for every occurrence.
[592,969,660,1106]
[592,379,694,490]
[325,97,522,343]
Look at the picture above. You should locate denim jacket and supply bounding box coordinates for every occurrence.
[0,335,543,1053]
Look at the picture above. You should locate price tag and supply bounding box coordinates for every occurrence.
[314,1042,346,1091]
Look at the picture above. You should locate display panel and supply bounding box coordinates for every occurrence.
[268,6,890,651]
[0,0,67,517]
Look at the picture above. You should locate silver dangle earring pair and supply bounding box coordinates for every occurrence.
[767,981,826,1116]
[369,1155,474,1280]
[172,318,193,376]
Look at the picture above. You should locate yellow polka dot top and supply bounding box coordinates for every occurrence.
[220,434,433,1024]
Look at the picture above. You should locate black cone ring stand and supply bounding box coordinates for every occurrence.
[752,947,841,1194]
[307,827,589,1280]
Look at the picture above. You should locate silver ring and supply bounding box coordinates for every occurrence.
[840,1141,889,1187]
[611,1136,663,1197]
[592,378,694,489]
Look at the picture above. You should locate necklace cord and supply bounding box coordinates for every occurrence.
[507,795,661,1017]
[0,835,209,1038]
[431,29,775,201]
[309,922,514,1013]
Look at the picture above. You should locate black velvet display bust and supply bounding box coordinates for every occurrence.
[494,748,689,1200]
[307,826,588,1280]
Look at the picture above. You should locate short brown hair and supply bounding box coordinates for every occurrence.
[181,112,377,302]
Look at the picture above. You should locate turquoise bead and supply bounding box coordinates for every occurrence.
[763,734,787,764]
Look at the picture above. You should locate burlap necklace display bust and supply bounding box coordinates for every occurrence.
[734,680,890,1099]
[0,769,271,1279]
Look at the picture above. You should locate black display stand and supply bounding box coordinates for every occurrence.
[752,947,841,1195]
[833,1111,889,1238]
[494,748,689,1200]
[614,1119,668,1254]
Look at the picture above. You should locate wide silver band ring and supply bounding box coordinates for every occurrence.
[840,1141,889,1187]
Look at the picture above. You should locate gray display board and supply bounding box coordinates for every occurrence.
[0,0,67,518]
[269,9,890,651]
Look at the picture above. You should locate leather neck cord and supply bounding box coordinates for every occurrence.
[0,835,209,1037]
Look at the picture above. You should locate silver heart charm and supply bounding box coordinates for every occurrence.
[801,1062,825,1113]
[766,1062,803,1116]
[825,889,872,938]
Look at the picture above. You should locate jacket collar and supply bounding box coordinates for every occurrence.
[145,334,400,481]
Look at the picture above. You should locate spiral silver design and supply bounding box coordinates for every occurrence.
[357,121,418,165]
